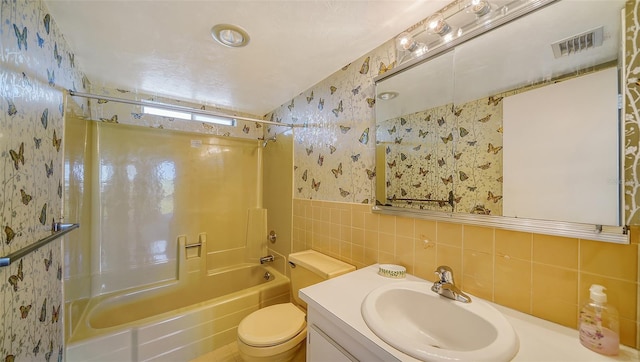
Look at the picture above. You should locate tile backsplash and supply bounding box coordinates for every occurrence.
[292,199,640,348]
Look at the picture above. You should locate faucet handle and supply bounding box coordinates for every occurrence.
[434,265,454,283]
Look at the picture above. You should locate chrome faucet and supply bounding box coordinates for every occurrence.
[431,265,472,303]
[259,255,274,264]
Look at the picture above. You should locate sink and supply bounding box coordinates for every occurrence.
[361,281,519,361]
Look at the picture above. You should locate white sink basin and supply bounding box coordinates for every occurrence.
[361,281,519,361]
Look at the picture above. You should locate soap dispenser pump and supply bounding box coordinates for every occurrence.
[578,284,619,355]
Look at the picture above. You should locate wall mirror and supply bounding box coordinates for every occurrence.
[374,0,628,243]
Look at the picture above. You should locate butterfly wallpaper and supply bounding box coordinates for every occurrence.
[1,0,86,360]
[265,46,396,204]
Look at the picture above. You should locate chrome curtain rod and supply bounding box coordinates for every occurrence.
[0,223,80,267]
[68,90,295,128]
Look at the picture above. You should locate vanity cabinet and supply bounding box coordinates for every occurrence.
[307,324,354,362]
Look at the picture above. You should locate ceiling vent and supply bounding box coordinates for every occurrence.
[551,26,604,58]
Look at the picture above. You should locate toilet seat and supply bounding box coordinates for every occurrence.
[238,303,306,347]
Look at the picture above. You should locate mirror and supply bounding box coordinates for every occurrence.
[375,0,627,241]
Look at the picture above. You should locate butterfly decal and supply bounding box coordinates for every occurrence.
[385,146,390,155]
[329,86,337,95]
[419,167,428,176]
[361,199,369,204]
[297,187,302,193]
[44,341,52,362]
[441,175,453,185]
[20,305,32,319]
[425,154,432,161]
[378,61,394,75]
[242,125,250,134]
[39,298,47,322]
[459,127,469,137]
[467,186,477,191]
[394,171,403,179]
[405,128,412,133]
[350,154,360,162]
[331,163,342,178]
[45,160,53,178]
[487,95,503,106]
[43,14,51,34]
[477,114,492,123]
[5,226,16,245]
[40,108,49,129]
[412,182,422,188]
[52,304,60,323]
[336,126,350,135]
[52,130,61,152]
[437,117,445,126]
[387,125,396,134]
[97,98,108,104]
[33,339,41,356]
[497,176,503,183]
[34,137,42,149]
[401,188,408,197]
[8,100,18,116]
[394,137,403,144]
[359,128,369,145]
[365,168,376,180]
[418,130,428,138]
[478,162,492,170]
[437,157,446,167]
[366,98,375,108]
[131,112,143,119]
[287,100,294,111]
[459,171,469,181]
[20,189,32,205]
[13,24,27,50]
[8,260,23,291]
[305,145,313,156]
[332,100,343,117]
[39,203,47,225]
[53,43,62,67]
[317,154,324,166]
[44,249,52,271]
[37,32,45,47]
[69,53,75,67]
[467,140,478,146]
[400,153,407,161]
[487,143,503,154]
[306,91,314,104]
[451,105,463,116]
[387,160,396,168]
[413,144,421,151]
[311,179,321,191]
[454,152,462,160]
[400,118,407,125]
[47,69,55,86]
[57,265,62,280]
[497,126,503,134]
[487,191,503,203]
[302,170,308,182]
[339,188,350,197]
[318,98,324,111]
[352,85,361,95]
[100,115,118,123]
[359,56,370,75]
[9,142,25,170]
[441,133,453,144]
[329,145,336,154]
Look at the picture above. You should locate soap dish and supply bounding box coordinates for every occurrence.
[378,264,406,279]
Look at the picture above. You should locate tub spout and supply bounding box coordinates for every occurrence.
[259,255,274,264]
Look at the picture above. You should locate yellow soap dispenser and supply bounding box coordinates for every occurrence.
[578,284,619,356]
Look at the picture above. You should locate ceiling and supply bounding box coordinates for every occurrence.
[44,0,449,116]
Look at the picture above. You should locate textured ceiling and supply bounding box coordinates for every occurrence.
[44,0,449,116]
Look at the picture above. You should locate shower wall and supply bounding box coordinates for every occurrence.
[85,122,260,296]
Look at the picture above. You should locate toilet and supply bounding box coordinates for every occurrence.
[237,250,355,362]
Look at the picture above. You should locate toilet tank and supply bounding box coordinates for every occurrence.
[288,250,355,308]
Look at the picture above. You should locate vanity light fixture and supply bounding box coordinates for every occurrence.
[211,24,250,48]
[426,14,452,36]
[469,0,492,17]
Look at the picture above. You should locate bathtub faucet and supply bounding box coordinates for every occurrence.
[259,255,274,264]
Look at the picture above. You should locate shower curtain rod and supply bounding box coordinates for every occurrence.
[68,90,295,128]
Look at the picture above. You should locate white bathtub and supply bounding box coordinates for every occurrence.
[66,264,290,361]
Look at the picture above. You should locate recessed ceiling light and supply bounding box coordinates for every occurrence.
[211,24,250,48]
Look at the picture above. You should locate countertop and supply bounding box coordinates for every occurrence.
[299,265,640,362]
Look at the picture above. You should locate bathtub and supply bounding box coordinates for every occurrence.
[66,263,290,362]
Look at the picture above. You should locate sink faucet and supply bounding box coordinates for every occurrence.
[259,255,274,264]
[431,265,472,303]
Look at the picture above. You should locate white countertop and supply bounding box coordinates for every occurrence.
[300,265,639,362]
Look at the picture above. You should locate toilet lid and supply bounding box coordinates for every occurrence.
[238,303,306,347]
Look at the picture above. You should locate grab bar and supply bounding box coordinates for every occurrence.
[185,242,202,249]
[0,223,79,267]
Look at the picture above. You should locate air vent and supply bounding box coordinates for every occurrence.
[551,26,604,58]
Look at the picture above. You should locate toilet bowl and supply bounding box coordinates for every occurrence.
[237,250,355,362]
